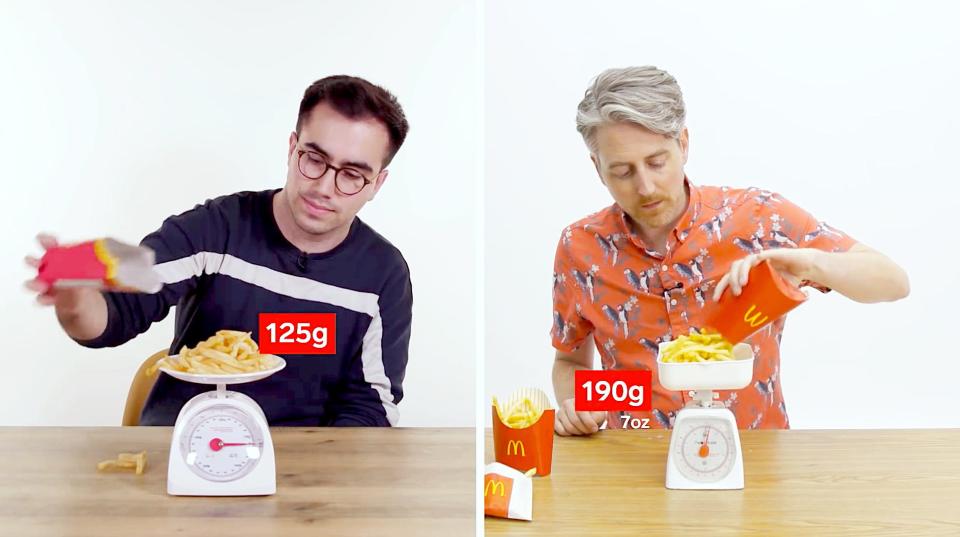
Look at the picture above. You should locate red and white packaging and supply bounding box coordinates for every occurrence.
[484,462,534,521]
[36,238,162,293]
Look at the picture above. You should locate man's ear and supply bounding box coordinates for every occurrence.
[591,154,606,185]
[369,169,389,200]
[288,131,298,159]
[679,128,689,165]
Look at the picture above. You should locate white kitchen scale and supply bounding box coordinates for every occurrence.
[159,357,286,496]
[657,342,755,490]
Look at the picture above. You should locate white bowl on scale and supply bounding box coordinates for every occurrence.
[656,342,754,392]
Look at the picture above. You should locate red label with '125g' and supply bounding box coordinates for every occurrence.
[258,313,336,354]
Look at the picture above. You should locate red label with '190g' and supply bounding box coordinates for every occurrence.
[575,370,652,411]
[258,313,336,354]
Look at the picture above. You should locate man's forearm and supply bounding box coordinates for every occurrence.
[56,289,109,341]
[809,249,909,303]
[552,357,589,404]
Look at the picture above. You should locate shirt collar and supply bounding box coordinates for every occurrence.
[673,177,701,244]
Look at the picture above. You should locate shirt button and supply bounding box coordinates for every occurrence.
[670,299,678,306]
[661,265,668,272]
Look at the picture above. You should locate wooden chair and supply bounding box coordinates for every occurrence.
[122,349,167,426]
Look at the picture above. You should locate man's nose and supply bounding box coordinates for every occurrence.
[632,173,656,197]
[309,167,337,198]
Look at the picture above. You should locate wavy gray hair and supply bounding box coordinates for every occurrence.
[576,66,686,152]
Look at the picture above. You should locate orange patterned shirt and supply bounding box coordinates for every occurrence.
[551,180,857,429]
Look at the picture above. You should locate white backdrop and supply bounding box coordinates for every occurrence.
[0,0,478,427]
[484,1,960,428]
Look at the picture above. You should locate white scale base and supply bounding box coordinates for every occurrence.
[665,392,744,490]
[167,387,276,496]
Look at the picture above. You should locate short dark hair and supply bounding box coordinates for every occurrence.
[296,75,409,167]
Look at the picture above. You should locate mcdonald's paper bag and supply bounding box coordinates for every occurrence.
[484,462,533,521]
[492,388,555,476]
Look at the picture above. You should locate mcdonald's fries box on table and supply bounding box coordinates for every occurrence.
[487,388,555,520]
[492,388,554,476]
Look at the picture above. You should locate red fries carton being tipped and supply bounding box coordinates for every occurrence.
[707,260,807,344]
[37,238,162,293]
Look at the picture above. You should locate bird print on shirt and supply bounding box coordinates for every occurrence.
[639,337,661,355]
[602,295,638,339]
[766,213,798,248]
[674,251,707,287]
[694,286,707,308]
[572,264,601,303]
[553,271,566,293]
[733,233,765,255]
[603,338,618,362]
[674,262,695,281]
[553,310,571,345]
[624,268,648,293]
[652,408,675,428]
[698,206,734,243]
[802,221,844,243]
[595,233,623,266]
[754,368,778,408]
[752,189,782,207]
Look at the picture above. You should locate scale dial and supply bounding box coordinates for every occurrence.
[672,417,737,483]
[180,404,265,482]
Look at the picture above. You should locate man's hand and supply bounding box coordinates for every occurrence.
[24,234,75,306]
[713,244,909,304]
[554,397,607,436]
[713,248,819,301]
[24,233,108,340]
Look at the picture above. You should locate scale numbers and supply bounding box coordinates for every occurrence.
[673,418,736,483]
[180,405,264,482]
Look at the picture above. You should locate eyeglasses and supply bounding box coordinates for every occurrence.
[296,149,373,196]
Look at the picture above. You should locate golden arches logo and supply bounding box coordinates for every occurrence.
[744,305,768,328]
[506,440,526,456]
[484,480,506,497]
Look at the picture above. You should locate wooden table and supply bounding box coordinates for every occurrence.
[485,429,960,536]
[0,427,474,537]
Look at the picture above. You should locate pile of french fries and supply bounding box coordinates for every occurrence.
[146,330,279,376]
[659,330,737,363]
[97,450,147,474]
[494,396,544,429]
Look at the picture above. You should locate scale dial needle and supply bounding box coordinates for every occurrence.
[208,437,257,452]
[698,427,711,458]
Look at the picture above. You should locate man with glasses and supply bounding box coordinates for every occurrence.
[24,75,413,426]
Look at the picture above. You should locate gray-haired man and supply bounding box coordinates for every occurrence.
[551,66,909,435]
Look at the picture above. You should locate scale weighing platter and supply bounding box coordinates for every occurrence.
[158,355,286,384]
